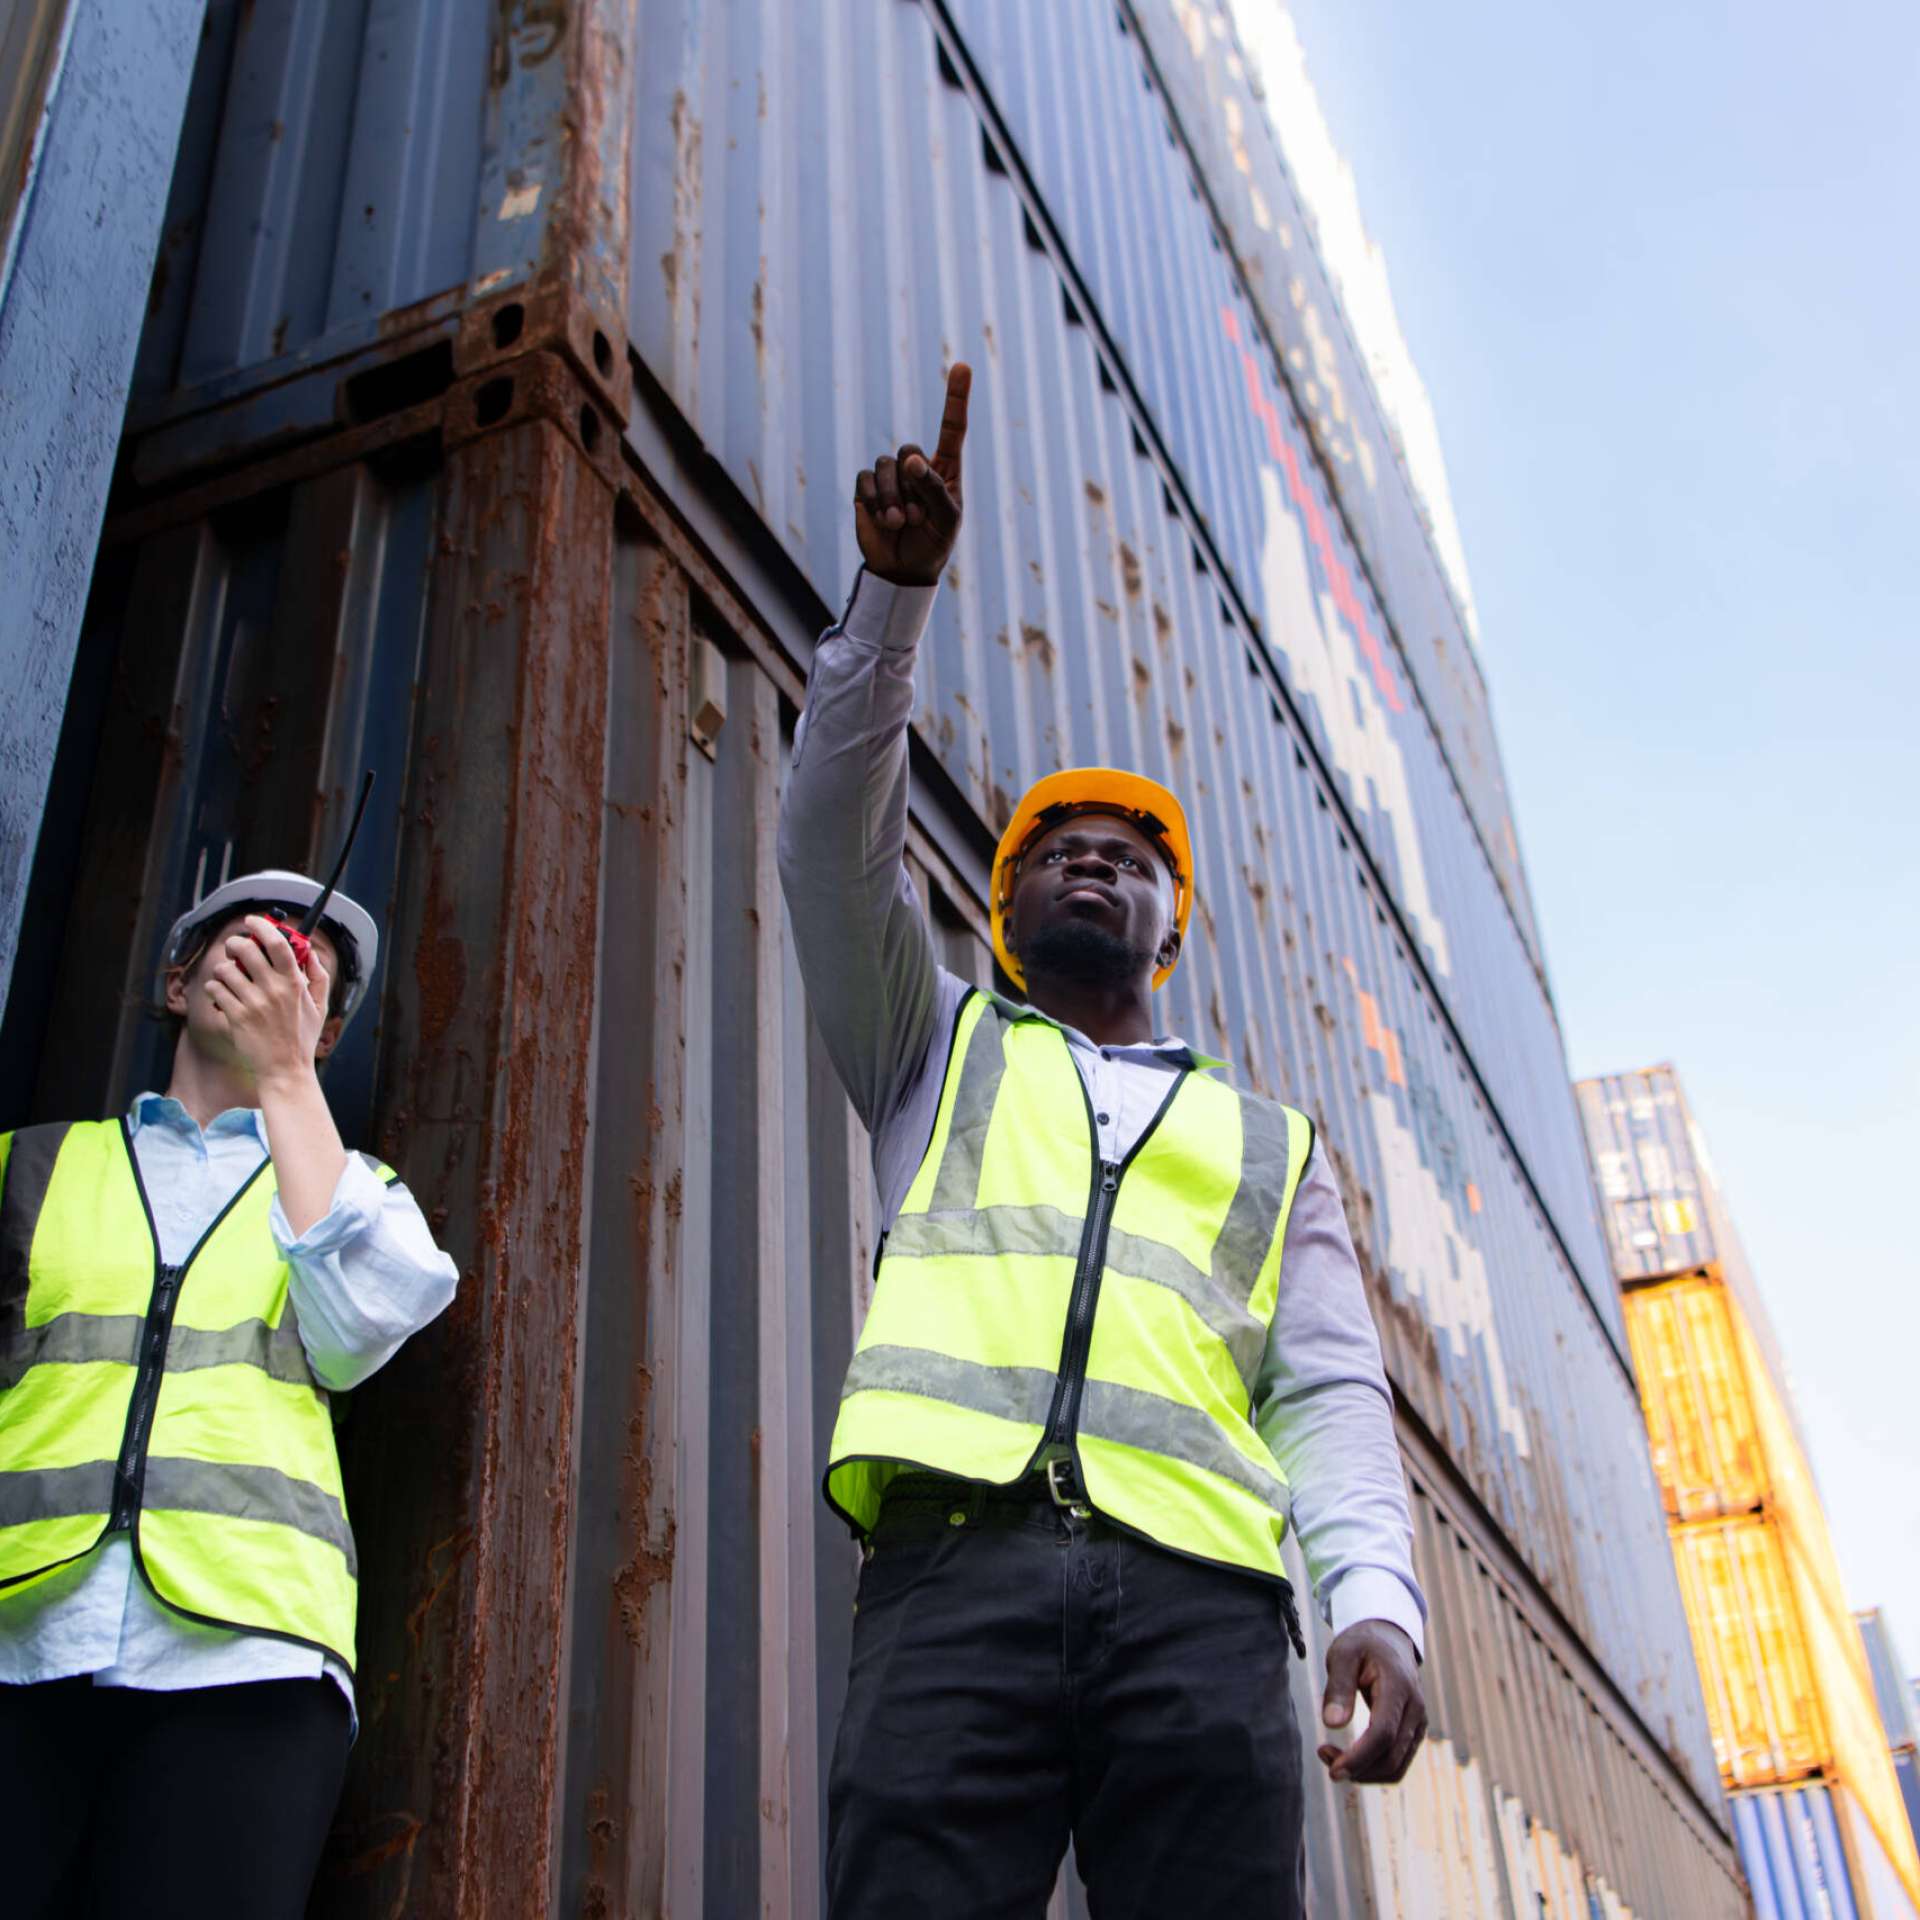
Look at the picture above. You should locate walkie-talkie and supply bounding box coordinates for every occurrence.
[264,771,375,970]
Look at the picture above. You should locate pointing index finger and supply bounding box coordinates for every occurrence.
[932,362,971,487]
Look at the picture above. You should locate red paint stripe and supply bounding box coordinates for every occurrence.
[1225,324,1404,714]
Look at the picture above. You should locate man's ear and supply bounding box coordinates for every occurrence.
[314,1014,346,1064]
[163,964,192,1018]
[1156,924,1182,973]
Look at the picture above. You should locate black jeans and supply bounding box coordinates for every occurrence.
[1,1674,351,1920]
[827,1475,1305,1920]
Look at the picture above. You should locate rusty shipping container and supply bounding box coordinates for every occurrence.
[0,3,1747,1913]
[1582,1068,1920,1916]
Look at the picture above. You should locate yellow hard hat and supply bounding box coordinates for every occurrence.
[990,768,1194,991]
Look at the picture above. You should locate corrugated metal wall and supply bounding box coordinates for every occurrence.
[1735,1784,1866,1920]
[1,1,1756,1912]
[0,0,203,1000]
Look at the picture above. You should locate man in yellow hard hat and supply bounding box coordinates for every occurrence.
[780,364,1426,1920]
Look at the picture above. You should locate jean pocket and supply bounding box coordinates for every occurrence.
[856,1510,963,1614]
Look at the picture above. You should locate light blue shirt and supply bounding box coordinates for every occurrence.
[0,1094,459,1717]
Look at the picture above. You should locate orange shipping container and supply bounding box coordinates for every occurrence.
[1622,1266,1920,1906]
[1625,1277,1767,1519]
[1672,1517,1825,1785]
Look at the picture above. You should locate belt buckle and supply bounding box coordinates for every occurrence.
[1045,1456,1092,1517]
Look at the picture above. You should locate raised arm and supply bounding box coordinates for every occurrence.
[778,365,972,1131]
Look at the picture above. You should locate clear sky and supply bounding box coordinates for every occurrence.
[1247,0,1920,1672]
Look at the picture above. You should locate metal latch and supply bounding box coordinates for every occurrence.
[690,633,726,759]
[1045,1456,1092,1517]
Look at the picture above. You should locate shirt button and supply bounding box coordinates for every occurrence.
[1096,1112,1111,1126]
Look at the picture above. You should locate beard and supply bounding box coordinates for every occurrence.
[1018,917,1154,990]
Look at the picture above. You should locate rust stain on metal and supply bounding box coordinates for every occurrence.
[1083,479,1106,507]
[405,1527,477,1649]
[414,852,468,1051]
[669,89,702,341]
[580,1786,616,1920]
[1117,540,1143,598]
[613,1405,677,1648]
[1019,622,1054,671]
[331,1813,425,1879]
[502,0,568,68]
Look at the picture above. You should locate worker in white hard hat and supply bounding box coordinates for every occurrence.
[0,867,457,1920]
[780,365,1427,1920]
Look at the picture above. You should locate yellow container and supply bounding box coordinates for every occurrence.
[1671,1516,1824,1784]
[1624,1275,1766,1520]
[1624,1270,1920,1908]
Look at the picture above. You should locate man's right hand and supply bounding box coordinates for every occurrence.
[854,363,971,586]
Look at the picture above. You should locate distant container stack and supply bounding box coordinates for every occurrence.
[1578,1065,1920,1917]
[1858,1610,1920,1863]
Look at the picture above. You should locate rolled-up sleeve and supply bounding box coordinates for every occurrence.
[1254,1145,1428,1656]
[271,1154,459,1391]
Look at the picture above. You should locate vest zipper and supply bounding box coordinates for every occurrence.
[108,1122,273,1534]
[108,1263,183,1531]
[1038,1062,1189,1457]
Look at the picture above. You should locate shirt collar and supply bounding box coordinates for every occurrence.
[128,1092,270,1145]
[1007,1002,1227,1074]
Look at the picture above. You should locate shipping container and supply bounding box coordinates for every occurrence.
[0,1,1751,1912]
[1735,1783,1870,1920]
[1577,1064,1793,1394]
[0,0,202,990]
[1624,1273,1769,1521]
[82,0,1693,1721]
[1584,1071,1920,1912]
[1673,1516,1829,1785]
[1858,1611,1920,1860]
[1860,1612,1920,1753]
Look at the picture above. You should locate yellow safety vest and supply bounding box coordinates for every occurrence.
[0,1119,391,1672]
[827,991,1315,1580]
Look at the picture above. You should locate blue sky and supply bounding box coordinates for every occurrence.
[1266,0,1920,1668]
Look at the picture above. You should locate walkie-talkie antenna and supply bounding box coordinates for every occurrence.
[300,771,376,935]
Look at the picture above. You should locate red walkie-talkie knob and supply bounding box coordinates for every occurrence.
[262,915,313,970]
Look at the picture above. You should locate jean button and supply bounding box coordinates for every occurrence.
[948,1510,967,1528]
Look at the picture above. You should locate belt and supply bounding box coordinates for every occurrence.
[882,1458,1093,1517]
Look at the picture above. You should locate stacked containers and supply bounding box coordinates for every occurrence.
[1579,1066,1920,1916]
[1858,1610,1920,1861]
[0,0,1758,1911]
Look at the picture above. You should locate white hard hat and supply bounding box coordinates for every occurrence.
[161,869,380,1027]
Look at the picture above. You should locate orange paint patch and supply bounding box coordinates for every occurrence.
[1381,1028,1406,1088]
[1356,989,1382,1052]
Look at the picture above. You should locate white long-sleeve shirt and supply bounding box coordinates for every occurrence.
[778,571,1425,1654]
[0,1093,459,1715]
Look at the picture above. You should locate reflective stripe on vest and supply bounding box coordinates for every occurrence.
[0,1120,393,1671]
[825,991,1314,1579]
